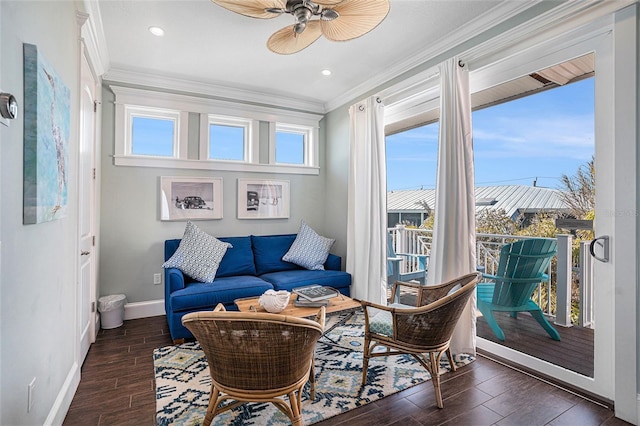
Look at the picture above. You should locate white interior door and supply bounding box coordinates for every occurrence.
[78,49,98,364]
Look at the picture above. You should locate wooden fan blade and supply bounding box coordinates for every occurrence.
[210,0,285,19]
[267,21,323,54]
[315,0,344,5]
[321,0,389,41]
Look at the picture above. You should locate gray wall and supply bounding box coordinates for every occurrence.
[1,1,81,424]
[98,86,335,302]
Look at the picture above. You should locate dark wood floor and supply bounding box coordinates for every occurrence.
[64,315,628,426]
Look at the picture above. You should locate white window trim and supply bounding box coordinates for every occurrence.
[269,122,318,167]
[111,85,322,175]
[199,114,259,163]
[122,105,187,159]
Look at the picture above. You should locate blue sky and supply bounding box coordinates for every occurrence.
[386,78,595,191]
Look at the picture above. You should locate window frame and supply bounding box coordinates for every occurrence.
[200,114,258,163]
[269,122,318,168]
[126,106,184,158]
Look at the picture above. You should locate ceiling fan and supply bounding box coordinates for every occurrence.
[210,0,390,54]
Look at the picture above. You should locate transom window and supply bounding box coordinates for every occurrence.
[206,116,254,162]
[271,123,315,166]
[112,85,320,174]
[276,129,305,164]
[127,107,180,157]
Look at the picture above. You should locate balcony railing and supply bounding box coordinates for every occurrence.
[388,224,594,328]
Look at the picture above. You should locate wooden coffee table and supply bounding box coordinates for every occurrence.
[235,293,362,349]
[235,293,361,317]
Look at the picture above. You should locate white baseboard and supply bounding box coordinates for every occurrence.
[44,362,80,426]
[124,299,165,320]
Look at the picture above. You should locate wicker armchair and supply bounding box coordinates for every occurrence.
[181,304,325,426]
[361,272,480,408]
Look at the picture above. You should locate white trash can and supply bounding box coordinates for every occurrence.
[98,294,127,329]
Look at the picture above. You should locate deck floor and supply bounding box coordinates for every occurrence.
[476,311,595,377]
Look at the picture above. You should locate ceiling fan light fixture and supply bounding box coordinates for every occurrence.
[210,0,390,54]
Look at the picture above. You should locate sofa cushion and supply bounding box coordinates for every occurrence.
[162,221,232,283]
[260,269,352,294]
[170,275,273,312]
[282,221,335,270]
[251,234,299,275]
[216,236,256,277]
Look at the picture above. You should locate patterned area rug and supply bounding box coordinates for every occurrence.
[154,312,474,425]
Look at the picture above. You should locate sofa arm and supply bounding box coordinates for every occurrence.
[325,254,342,271]
[165,267,186,293]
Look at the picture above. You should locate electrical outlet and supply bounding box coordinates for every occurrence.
[28,377,36,413]
[153,273,162,285]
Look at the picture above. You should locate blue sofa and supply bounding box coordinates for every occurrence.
[164,233,352,341]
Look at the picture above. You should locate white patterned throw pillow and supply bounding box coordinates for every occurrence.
[282,221,335,270]
[162,221,232,282]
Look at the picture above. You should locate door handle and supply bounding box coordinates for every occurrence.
[589,235,609,263]
[81,250,90,256]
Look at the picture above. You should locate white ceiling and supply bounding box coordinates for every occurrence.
[95,0,543,112]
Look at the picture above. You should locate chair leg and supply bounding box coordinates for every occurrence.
[429,351,444,408]
[529,308,561,341]
[482,310,504,342]
[203,385,221,426]
[361,335,371,386]
[288,390,303,426]
[309,362,316,400]
[446,348,456,372]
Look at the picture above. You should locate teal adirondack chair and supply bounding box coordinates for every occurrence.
[387,234,428,285]
[477,238,561,341]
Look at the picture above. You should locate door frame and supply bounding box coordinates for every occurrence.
[76,11,103,367]
[77,44,99,363]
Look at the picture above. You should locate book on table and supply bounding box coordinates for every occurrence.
[293,298,330,308]
[293,285,339,302]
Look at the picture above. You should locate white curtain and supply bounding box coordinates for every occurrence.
[427,57,477,355]
[346,96,387,305]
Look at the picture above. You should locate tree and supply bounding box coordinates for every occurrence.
[414,200,432,219]
[475,208,516,235]
[558,157,595,219]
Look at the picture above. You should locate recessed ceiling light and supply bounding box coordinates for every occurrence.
[149,26,165,37]
[321,69,332,76]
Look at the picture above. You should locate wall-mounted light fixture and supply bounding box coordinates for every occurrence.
[0,93,18,119]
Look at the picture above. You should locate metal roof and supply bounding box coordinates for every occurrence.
[387,185,570,219]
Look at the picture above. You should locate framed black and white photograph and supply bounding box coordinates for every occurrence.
[237,179,290,219]
[160,176,223,221]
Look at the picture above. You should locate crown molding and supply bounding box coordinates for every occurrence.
[322,0,542,112]
[82,0,110,76]
[461,0,636,68]
[104,67,327,115]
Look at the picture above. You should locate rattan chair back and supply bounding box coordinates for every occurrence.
[182,307,325,426]
[392,273,478,350]
[184,310,322,390]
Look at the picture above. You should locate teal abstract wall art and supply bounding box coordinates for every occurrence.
[23,43,70,224]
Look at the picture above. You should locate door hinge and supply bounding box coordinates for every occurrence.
[92,168,96,180]
[93,100,100,113]
[91,301,96,313]
[92,235,95,246]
